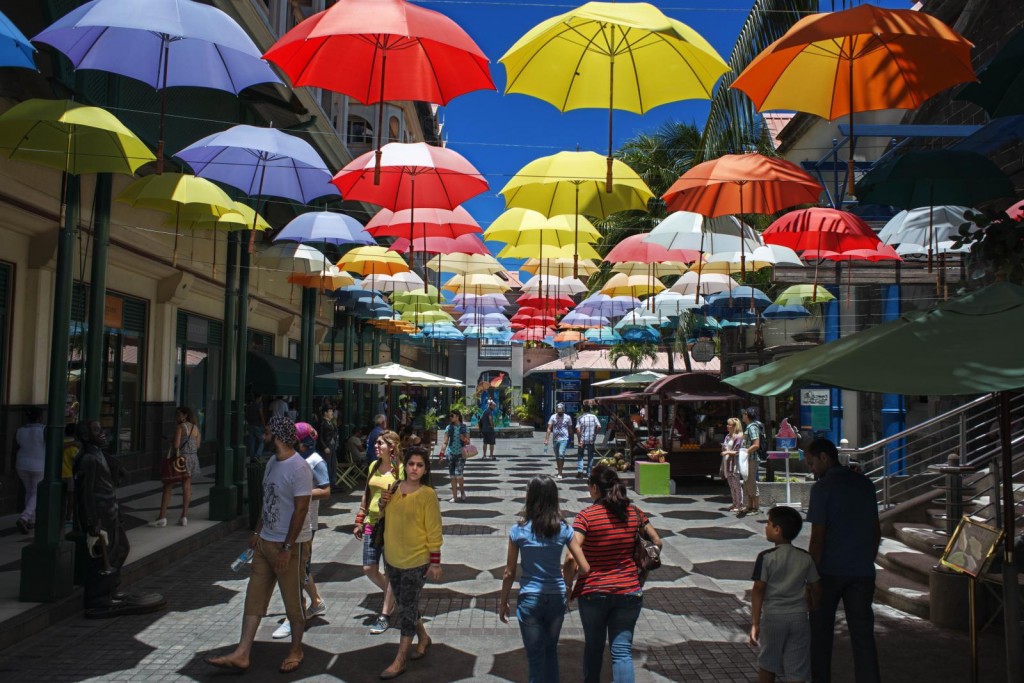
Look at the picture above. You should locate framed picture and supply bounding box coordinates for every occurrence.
[940,517,1004,578]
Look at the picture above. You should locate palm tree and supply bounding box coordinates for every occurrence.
[608,341,659,373]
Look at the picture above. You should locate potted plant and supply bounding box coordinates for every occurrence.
[422,408,440,448]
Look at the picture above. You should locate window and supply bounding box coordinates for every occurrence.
[175,312,223,439]
[248,329,274,355]
[347,117,374,145]
[68,285,148,453]
[389,116,400,143]
[478,338,512,360]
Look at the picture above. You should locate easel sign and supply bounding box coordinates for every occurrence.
[940,517,1004,578]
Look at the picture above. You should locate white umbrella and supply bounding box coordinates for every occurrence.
[520,274,588,295]
[896,240,970,257]
[361,271,426,293]
[318,362,460,387]
[650,291,706,317]
[592,370,666,388]
[644,211,761,253]
[669,271,739,296]
[256,242,327,273]
[879,205,973,246]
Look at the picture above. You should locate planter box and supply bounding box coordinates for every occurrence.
[759,481,813,509]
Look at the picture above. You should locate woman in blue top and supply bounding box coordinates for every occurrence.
[499,476,589,683]
[437,410,469,503]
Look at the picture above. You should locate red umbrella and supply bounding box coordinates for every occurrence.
[516,294,575,310]
[763,208,879,252]
[511,313,557,328]
[263,0,494,179]
[389,234,488,255]
[829,245,901,262]
[366,206,481,239]
[511,326,554,342]
[663,153,823,277]
[604,233,700,264]
[1007,199,1024,220]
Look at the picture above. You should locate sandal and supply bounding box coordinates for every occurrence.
[410,637,432,660]
[279,656,303,674]
[206,656,249,673]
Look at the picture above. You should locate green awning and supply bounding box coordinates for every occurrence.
[725,282,1024,397]
[247,352,338,397]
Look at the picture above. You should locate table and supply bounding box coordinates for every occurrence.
[766,450,803,506]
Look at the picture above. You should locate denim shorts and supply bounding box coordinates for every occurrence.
[361,523,382,567]
[553,439,569,461]
[447,453,465,477]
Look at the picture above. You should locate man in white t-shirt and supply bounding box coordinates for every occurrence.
[207,416,312,675]
[273,423,332,640]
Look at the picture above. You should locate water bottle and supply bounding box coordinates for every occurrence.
[230,548,254,572]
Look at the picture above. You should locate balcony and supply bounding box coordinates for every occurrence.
[478,343,512,361]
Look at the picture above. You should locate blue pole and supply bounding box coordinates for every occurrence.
[823,290,842,443]
[881,284,906,474]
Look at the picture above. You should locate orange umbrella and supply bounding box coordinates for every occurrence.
[731,4,975,195]
[662,153,823,277]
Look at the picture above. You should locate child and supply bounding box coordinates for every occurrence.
[749,506,821,683]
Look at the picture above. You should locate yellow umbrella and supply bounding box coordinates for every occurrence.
[501,3,728,188]
[168,201,273,275]
[443,273,511,294]
[118,172,235,265]
[485,209,602,243]
[337,245,410,276]
[498,242,602,261]
[392,287,442,302]
[600,272,665,297]
[522,258,600,278]
[393,300,443,313]
[426,253,503,275]
[401,309,453,324]
[0,99,154,175]
[287,265,356,291]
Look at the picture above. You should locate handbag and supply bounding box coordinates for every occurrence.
[369,480,401,550]
[462,443,479,458]
[738,447,750,482]
[632,507,661,582]
[159,444,188,484]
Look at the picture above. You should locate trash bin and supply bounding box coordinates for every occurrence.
[246,460,266,529]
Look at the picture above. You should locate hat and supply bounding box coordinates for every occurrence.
[268,415,297,445]
[295,422,318,442]
[556,402,565,410]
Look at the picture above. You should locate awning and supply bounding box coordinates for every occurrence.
[247,352,338,397]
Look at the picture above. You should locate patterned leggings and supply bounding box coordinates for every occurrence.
[385,562,428,637]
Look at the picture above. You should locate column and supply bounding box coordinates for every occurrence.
[299,287,316,420]
[233,236,251,511]
[209,232,238,521]
[81,173,111,418]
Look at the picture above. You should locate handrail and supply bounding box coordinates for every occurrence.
[841,393,995,456]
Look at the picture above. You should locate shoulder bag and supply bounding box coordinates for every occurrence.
[369,480,401,550]
[632,506,661,583]
[159,425,189,484]
[460,425,478,458]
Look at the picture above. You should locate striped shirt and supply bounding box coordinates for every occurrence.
[572,503,647,597]
[577,413,600,444]
[548,413,572,441]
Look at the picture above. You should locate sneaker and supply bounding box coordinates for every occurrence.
[177,517,188,527]
[307,600,327,618]
[272,620,292,639]
[459,493,467,501]
[147,518,168,528]
[556,474,563,480]
[447,497,457,503]
[369,615,390,635]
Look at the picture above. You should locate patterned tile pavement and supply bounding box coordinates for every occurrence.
[0,434,1009,681]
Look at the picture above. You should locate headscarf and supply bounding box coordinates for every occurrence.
[268,415,297,446]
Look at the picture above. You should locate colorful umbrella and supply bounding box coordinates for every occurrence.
[35,0,280,173]
[338,245,410,276]
[577,294,640,317]
[426,253,503,275]
[389,234,489,256]
[649,291,706,317]
[0,9,36,69]
[520,276,588,296]
[443,273,511,294]
[730,4,975,194]
[169,201,272,275]
[879,206,972,247]
[522,258,600,278]
[256,242,328,275]
[287,266,356,292]
[275,211,376,246]
[763,208,878,252]
[762,303,811,320]
[263,0,494,179]
[669,271,738,296]
[775,284,835,306]
[366,206,481,239]
[584,328,623,345]
[600,273,665,298]
[500,1,728,189]
[957,28,1024,118]
[362,271,427,294]
[643,211,761,255]
[559,311,610,328]
[611,261,687,277]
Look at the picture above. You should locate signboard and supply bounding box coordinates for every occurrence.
[800,388,831,431]
[691,339,715,363]
[556,370,581,379]
[104,295,123,330]
[940,517,1003,578]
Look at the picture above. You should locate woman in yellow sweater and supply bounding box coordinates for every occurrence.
[378,447,443,679]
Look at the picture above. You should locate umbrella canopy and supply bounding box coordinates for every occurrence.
[426,253,503,275]
[644,211,761,254]
[318,361,461,387]
[457,312,510,328]
[366,206,481,239]
[775,284,835,305]
[592,370,666,388]
[616,308,669,329]
[605,233,699,264]
[762,303,812,320]
[522,258,600,278]
[392,285,441,301]
[443,273,511,294]
[171,201,272,232]
[559,311,610,328]
[511,326,556,342]
[584,328,623,345]
[520,275,588,296]
[577,294,641,317]
[879,206,974,246]
[515,294,575,311]
[0,9,36,69]
[649,291,706,317]
[0,99,154,175]
[957,27,1024,118]
[500,1,728,187]
[669,271,739,296]
[361,271,427,294]
[763,208,879,252]
[499,242,602,261]
[117,172,234,216]
[726,282,1024,395]
[452,293,508,307]
[338,245,411,276]
[332,142,488,211]
[855,150,1015,209]
[485,209,602,243]
[553,330,585,343]
[389,234,489,256]
[287,266,356,291]
[401,309,453,325]
[612,261,688,277]
[706,287,772,309]
[275,211,375,246]
[176,125,338,203]
[600,272,665,297]
[256,242,328,274]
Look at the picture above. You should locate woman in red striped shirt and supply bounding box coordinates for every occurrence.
[570,465,662,683]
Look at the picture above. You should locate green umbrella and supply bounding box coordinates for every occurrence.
[774,284,835,306]
[957,28,1024,118]
[725,282,1024,396]
[855,150,1014,209]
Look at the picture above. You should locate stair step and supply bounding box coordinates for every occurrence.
[877,538,937,584]
[892,522,948,558]
[874,567,930,619]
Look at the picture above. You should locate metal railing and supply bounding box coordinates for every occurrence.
[842,393,1024,511]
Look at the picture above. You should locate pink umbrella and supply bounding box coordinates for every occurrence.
[389,233,488,255]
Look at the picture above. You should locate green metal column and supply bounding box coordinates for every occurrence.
[233,235,250,511]
[81,173,111,419]
[370,328,380,418]
[20,175,79,601]
[356,324,366,424]
[209,232,238,521]
[299,287,316,420]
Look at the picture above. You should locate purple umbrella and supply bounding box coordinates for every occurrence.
[177,125,339,206]
[560,310,610,327]
[576,294,641,317]
[275,211,376,246]
[34,0,280,173]
[453,302,507,315]
[457,312,510,328]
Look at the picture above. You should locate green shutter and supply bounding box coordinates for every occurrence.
[121,297,147,334]
[0,262,9,313]
[71,283,87,324]
[176,311,188,345]
[208,320,223,347]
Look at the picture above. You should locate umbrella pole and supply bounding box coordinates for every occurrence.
[739,188,746,279]
[156,39,170,175]
[374,48,388,185]
[172,206,180,267]
[694,229,705,305]
[574,187,580,280]
[606,33,615,194]
[212,229,217,278]
[847,56,857,197]
[927,191,934,273]
[997,391,1023,683]
[251,160,268,255]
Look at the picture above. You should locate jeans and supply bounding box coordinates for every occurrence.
[517,592,566,683]
[578,592,642,683]
[810,576,881,683]
[552,439,569,461]
[17,468,44,524]
[246,425,265,462]
[577,442,596,474]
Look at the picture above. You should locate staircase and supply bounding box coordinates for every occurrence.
[842,393,1024,621]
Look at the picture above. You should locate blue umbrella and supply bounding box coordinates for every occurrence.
[561,310,610,327]
[34,0,280,172]
[584,328,623,345]
[177,125,339,205]
[705,287,772,309]
[620,326,660,343]
[275,211,375,246]
[0,10,36,70]
[762,303,811,320]
[453,302,507,315]
[457,312,510,328]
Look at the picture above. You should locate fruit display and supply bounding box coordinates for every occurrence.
[597,451,630,471]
